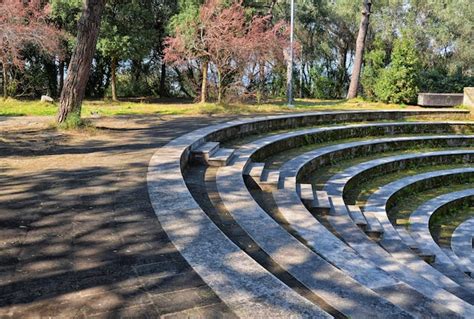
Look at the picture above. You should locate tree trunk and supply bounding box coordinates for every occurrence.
[286,54,293,105]
[200,61,208,103]
[2,62,8,99]
[267,0,277,16]
[57,0,106,123]
[337,46,348,98]
[111,56,118,101]
[58,60,65,94]
[159,62,167,97]
[45,57,58,97]
[216,68,222,104]
[258,62,265,104]
[299,61,304,98]
[347,0,372,99]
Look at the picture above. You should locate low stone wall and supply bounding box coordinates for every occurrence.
[418,93,464,107]
[464,87,474,107]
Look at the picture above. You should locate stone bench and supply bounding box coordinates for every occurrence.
[253,122,474,164]
[464,87,474,107]
[322,150,474,283]
[347,205,368,230]
[272,180,464,317]
[279,139,474,244]
[204,110,469,146]
[294,184,331,213]
[409,190,474,275]
[363,168,474,296]
[452,217,474,271]
[418,93,464,107]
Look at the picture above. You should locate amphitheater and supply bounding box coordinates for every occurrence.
[147,109,474,318]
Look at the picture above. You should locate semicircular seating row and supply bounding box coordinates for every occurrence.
[148,110,474,318]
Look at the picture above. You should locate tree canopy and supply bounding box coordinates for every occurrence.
[1,0,472,109]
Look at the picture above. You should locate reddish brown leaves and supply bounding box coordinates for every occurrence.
[0,0,64,67]
[164,0,291,94]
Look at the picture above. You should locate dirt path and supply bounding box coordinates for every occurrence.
[0,115,237,318]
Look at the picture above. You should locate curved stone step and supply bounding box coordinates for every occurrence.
[362,211,385,240]
[347,205,368,230]
[243,162,265,178]
[326,195,474,316]
[218,130,469,318]
[363,168,474,299]
[409,190,474,272]
[216,153,414,318]
[147,111,471,316]
[274,139,474,297]
[323,150,474,275]
[208,148,235,166]
[191,141,220,164]
[271,142,474,314]
[443,247,473,277]
[148,138,331,318]
[452,217,474,270]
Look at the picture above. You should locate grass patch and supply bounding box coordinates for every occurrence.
[304,147,474,190]
[350,163,474,206]
[345,163,474,247]
[0,97,429,117]
[430,203,474,247]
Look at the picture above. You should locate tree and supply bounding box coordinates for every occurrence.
[97,0,156,101]
[346,0,372,99]
[374,36,421,104]
[0,0,63,99]
[57,0,106,123]
[50,0,83,94]
[361,38,386,100]
[165,0,288,104]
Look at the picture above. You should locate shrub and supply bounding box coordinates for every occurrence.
[361,40,387,101]
[374,36,421,104]
[420,68,474,93]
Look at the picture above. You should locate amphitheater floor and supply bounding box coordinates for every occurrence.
[0,115,238,318]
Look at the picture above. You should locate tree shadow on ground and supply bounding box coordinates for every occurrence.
[0,115,236,317]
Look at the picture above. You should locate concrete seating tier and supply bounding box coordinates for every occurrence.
[409,191,474,275]
[452,217,474,272]
[218,130,474,316]
[252,122,474,163]
[324,151,474,197]
[147,110,471,318]
[322,152,474,281]
[217,150,415,318]
[271,143,474,313]
[363,169,474,293]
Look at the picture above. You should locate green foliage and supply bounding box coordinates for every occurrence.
[50,0,82,32]
[57,112,85,129]
[420,68,474,94]
[5,0,474,103]
[309,66,339,99]
[98,0,156,61]
[104,71,162,98]
[49,0,82,50]
[374,36,421,104]
[168,0,202,35]
[361,39,387,100]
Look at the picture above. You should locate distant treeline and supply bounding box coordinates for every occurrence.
[1,0,473,104]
